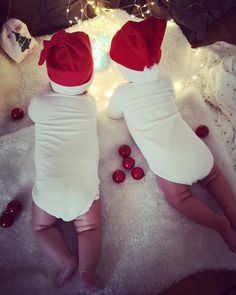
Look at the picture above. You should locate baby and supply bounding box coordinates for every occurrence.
[28,30,103,292]
[107,17,236,252]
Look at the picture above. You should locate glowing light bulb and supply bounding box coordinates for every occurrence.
[104,101,109,108]
[173,81,183,92]
[193,48,201,56]
[105,89,113,97]
[167,19,175,26]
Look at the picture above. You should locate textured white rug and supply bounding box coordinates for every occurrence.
[1,10,236,295]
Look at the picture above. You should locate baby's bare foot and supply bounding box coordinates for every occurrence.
[56,256,78,288]
[218,218,236,253]
[80,271,103,294]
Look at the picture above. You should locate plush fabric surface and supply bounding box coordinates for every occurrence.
[0,10,236,295]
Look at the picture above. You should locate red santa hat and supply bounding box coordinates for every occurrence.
[38,30,93,95]
[110,17,167,82]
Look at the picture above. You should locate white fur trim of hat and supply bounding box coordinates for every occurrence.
[49,75,94,95]
[116,63,160,83]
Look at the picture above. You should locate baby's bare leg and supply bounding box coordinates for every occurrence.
[74,199,103,293]
[32,202,78,287]
[157,176,236,252]
[198,162,236,230]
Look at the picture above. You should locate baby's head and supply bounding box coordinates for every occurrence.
[110,17,166,83]
[38,30,93,95]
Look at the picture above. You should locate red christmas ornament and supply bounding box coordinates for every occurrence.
[122,157,135,170]
[0,212,14,228]
[131,167,145,180]
[6,200,22,216]
[118,145,131,158]
[112,169,126,183]
[11,107,24,120]
[195,125,209,138]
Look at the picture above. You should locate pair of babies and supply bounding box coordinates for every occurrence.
[28,17,236,293]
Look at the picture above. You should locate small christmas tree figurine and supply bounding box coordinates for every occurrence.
[12,31,31,52]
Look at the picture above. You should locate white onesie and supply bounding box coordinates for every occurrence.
[107,73,214,185]
[28,88,100,221]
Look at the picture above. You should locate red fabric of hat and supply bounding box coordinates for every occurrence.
[38,30,93,87]
[110,17,167,71]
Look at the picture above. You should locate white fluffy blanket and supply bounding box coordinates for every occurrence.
[1,10,236,295]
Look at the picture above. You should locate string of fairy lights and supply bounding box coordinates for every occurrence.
[2,0,211,111]
[66,0,156,25]
[64,0,203,110]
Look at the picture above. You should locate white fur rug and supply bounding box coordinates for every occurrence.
[1,10,236,295]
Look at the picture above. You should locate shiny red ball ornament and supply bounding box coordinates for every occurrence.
[6,200,22,215]
[118,145,131,158]
[131,167,145,180]
[122,157,135,170]
[11,107,24,120]
[0,212,14,228]
[195,125,209,138]
[112,169,126,183]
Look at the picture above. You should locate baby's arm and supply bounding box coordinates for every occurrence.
[107,89,124,120]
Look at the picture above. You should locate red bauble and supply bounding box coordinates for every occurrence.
[131,167,145,180]
[195,125,209,138]
[11,107,24,120]
[118,145,131,158]
[112,169,126,183]
[122,157,135,170]
[6,200,22,215]
[0,212,14,228]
